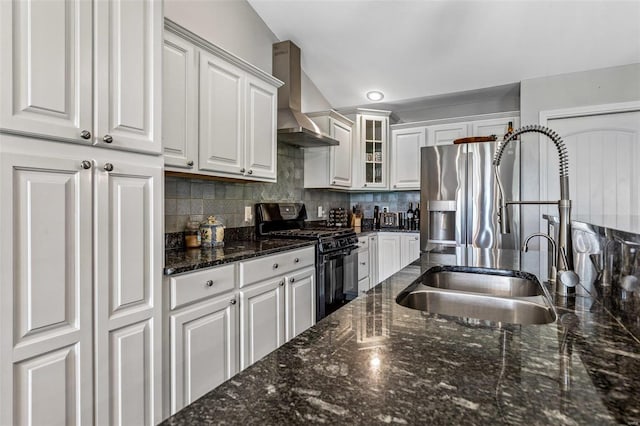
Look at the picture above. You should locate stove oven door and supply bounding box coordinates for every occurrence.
[317,247,358,320]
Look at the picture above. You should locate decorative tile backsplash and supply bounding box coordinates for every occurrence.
[164,143,421,233]
[165,144,350,232]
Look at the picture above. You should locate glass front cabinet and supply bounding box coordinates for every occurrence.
[353,109,391,189]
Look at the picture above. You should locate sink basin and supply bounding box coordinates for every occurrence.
[421,268,542,297]
[396,266,556,325]
[397,290,555,325]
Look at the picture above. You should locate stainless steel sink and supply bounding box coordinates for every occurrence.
[422,269,542,297]
[396,266,556,325]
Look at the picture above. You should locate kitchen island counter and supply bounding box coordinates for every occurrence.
[161,248,640,425]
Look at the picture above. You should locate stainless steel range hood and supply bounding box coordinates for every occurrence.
[273,41,338,147]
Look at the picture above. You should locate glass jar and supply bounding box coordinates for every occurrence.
[184,221,201,248]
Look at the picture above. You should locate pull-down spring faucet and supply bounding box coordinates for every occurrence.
[493,125,574,293]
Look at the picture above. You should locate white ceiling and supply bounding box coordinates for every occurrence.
[248,0,640,109]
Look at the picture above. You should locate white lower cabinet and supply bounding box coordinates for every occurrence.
[0,137,163,425]
[378,233,401,282]
[239,276,286,369]
[378,232,420,281]
[169,293,237,413]
[400,233,421,268]
[369,234,379,287]
[164,246,315,417]
[286,267,316,341]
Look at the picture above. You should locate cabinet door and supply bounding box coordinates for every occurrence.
[163,32,198,170]
[378,234,401,282]
[391,127,426,190]
[427,123,468,146]
[285,267,316,341]
[361,115,388,189]
[239,277,285,369]
[169,295,238,414]
[470,117,519,139]
[358,250,370,281]
[199,51,245,176]
[401,234,421,268]
[0,0,92,142]
[369,235,379,287]
[0,147,93,425]
[94,0,162,154]
[244,75,277,181]
[94,155,163,425]
[330,119,353,187]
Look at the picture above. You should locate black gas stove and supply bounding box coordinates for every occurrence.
[256,203,358,254]
[255,203,359,320]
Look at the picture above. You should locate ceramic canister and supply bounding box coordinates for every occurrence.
[200,216,225,247]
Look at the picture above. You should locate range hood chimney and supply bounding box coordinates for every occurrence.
[273,41,338,147]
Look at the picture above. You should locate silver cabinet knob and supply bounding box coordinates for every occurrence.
[230,299,237,305]
[360,262,366,265]
[290,277,295,283]
[103,163,114,172]
[187,160,194,167]
[248,169,253,175]
[206,280,214,287]
[279,280,284,286]
[415,236,419,240]
[364,183,368,187]
[240,168,246,173]
[103,134,113,144]
[80,130,91,140]
[273,263,278,269]
[81,160,92,170]
[294,258,299,263]
[394,184,397,188]
[332,180,336,184]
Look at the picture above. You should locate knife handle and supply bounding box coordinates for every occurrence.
[453,135,498,144]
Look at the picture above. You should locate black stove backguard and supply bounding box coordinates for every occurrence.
[255,203,307,237]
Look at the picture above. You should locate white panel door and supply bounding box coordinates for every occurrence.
[401,234,421,268]
[543,111,640,219]
[163,32,198,170]
[94,154,162,425]
[427,123,468,146]
[391,127,426,189]
[239,277,285,369]
[199,51,245,176]
[378,233,401,281]
[170,295,238,414]
[245,75,277,181]
[0,0,92,142]
[94,0,162,154]
[0,150,92,426]
[285,267,315,341]
[330,119,353,187]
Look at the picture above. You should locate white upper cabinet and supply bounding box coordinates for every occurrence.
[304,110,354,188]
[390,127,426,190]
[162,32,198,170]
[244,75,278,181]
[163,20,282,182]
[0,0,92,141]
[357,111,391,189]
[94,0,162,154]
[470,117,520,139]
[199,51,245,175]
[426,123,468,146]
[1,0,162,155]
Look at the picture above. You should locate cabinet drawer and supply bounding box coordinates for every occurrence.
[358,276,370,294]
[169,264,236,310]
[357,236,369,250]
[239,246,315,288]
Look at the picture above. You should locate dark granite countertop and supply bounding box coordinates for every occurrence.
[161,248,640,425]
[164,239,316,275]
[358,229,420,236]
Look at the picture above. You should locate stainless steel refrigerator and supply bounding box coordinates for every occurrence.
[420,142,520,251]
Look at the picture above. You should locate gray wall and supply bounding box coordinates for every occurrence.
[165,145,350,232]
[519,63,640,247]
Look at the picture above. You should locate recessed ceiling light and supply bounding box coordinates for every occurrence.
[366,90,384,102]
